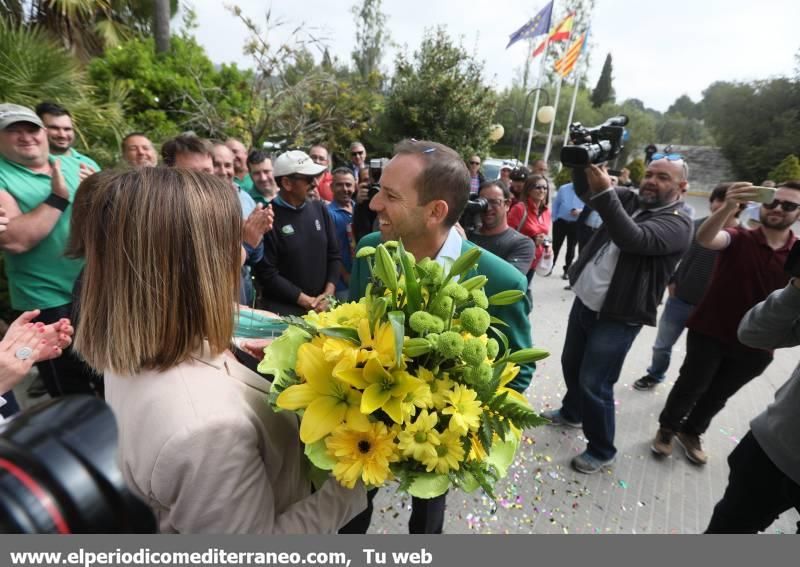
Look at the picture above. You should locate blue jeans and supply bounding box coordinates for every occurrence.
[646,296,695,382]
[560,298,642,461]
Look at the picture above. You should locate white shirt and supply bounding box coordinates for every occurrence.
[434,227,463,276]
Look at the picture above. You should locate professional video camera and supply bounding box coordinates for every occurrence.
[459,195,489,236]
[560,115,629,168]
[0,396,156,533]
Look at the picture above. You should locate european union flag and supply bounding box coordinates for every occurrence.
[506,1,554,49]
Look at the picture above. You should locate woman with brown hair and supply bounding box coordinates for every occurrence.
[507,174,553,282]
[74,167,365,533]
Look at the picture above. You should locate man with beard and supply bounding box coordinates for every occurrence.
[542,154,693,474]
[35,102,100,174]
[651,181,800,466]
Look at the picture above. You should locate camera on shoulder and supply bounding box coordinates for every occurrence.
[560,115,628,168]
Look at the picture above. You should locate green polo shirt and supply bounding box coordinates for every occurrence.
[68,149,101,172]
[0,156,84,310]
[235,173,254,192]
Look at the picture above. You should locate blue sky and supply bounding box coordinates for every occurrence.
[189,0,799,112]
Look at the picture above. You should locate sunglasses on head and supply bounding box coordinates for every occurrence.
[651,153,684,162]
[763,199,800,212]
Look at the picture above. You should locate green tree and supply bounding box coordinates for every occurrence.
[702,78,800,181]
[351,0,390,82]
[626,158,645,186]
[666,94,703,120]
[88,34,252,142]
[590,53,614,108]
[0,18,127,165]
[768,155,800,183]
[381,27,498,157]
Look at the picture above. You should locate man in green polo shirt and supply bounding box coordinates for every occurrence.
[35,102,101,174]
[226,137,255,192]
[0,103,96,397]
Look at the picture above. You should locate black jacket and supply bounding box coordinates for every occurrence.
[568,171,693,326]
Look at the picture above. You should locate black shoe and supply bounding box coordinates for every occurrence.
[634,375,661,391]
[561,272,569,280]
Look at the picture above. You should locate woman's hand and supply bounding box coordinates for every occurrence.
[1,311,70,394]
[5,311,73,362]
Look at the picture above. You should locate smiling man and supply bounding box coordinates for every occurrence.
[343,139,532,535]
[35,102,100,172]
[651,181,800,466]
[252,150,340,316]
[543,154,694,475]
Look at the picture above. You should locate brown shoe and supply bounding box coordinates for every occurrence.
[676,432,708,465]
[650,428,674,457]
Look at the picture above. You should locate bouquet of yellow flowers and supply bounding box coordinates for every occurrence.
[258,241,548,499]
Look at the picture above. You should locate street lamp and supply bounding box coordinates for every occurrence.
[522,87,555,166]
[493,107,521,152]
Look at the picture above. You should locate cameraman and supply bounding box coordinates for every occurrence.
[543,155,693,474]
[705,278,800,533]
[468,181,535,276]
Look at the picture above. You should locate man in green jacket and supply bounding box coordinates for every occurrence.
[342,138,533,535]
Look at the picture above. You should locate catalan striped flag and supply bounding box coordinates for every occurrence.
[553,32,587,77]
[532,11,575,57]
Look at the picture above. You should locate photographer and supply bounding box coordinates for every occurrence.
[468,180,535,276]
[705,276,800,533]
[651,182,800,465]
[543,153,693,474]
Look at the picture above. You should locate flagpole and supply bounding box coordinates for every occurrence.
[523,39,549,166]
[562,62,583,148]
[543,74,563,163]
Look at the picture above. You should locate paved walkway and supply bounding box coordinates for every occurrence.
[369,198,800,534]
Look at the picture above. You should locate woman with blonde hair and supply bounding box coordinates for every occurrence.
[74,167,365,533]
[507,174,553,281]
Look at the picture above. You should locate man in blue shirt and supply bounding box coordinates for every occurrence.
[327,167,357,301]
[550,181,584,278]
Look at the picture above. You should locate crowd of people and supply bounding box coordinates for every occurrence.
[1,98,799,534]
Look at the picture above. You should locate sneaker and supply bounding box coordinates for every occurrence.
[634,375,661,391]
[676,432,708,465]
[650,428,674,457]
[571,451,616,474]
[563,285,572,291]
[541,408,582,428]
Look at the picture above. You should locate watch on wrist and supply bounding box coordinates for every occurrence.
[44,193,70,212]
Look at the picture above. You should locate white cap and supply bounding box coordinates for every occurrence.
[273,150,327,177]
[0,103,43,130]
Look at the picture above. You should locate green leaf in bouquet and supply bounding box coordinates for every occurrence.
[318,326,361,345]
[443,246,481,284]
[368,295,389,334]
[279,315,318,336]
[388,311,406,367]
[486,436,519,479]
[304,439,336,471]
[258,324,312,379]
[457,470,480,493]
[266,370,301,411]
[506,347,551,365]
[397,240,422,312]
[406,472,451,499]
[488,316,509,327]
[460,275,488,292]
[488,290,526,306]
[488,326,509,353]
[374,245,399,293]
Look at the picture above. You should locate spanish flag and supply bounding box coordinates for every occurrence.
[553,32,587,77]
[532,12,575,57]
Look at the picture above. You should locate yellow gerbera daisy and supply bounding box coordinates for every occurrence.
[325,422,398,488]
[397,410,440,461]
[442,384,482,435]
[422,429,465,474]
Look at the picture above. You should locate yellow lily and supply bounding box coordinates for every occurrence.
[497,363,528,405]
[276,343,370,444]
[338,358,424,424]
[356,319,397,368]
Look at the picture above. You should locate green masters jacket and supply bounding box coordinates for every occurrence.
[349,232,534,392]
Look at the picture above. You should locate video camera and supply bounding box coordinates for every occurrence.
[561,115,628,168]
[0,396,156,533]
[460,195,489,237]
[785,241,800,278]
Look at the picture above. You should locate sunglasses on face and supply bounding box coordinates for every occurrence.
[532,185,548,190]
[469,161,480,165]
[763,199,800,212]
[288,174,315,184]
[651,153,684,162]
[351,151,365,156]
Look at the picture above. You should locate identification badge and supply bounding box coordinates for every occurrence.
[281,224,295,235]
